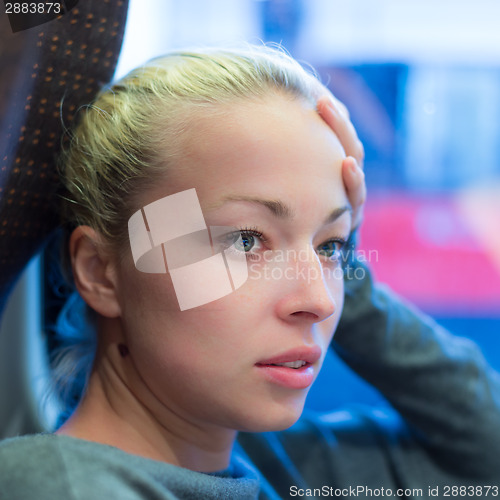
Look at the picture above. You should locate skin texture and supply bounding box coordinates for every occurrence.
[57,94,354,472]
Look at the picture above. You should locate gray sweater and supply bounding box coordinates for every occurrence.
[1,260,499,499]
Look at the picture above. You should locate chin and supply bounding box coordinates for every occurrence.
[235,398,306,433]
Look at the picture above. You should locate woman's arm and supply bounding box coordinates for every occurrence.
[334,256,500,480]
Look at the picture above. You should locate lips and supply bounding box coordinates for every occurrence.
[256,345,322,367]
[255,345,322,389]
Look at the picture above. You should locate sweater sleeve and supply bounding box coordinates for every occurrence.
[333,257,500,481]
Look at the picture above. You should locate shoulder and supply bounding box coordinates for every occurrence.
[0,434,260,500]
[0,434,76,499]
[0,433,65,470]
[0,434,175,499]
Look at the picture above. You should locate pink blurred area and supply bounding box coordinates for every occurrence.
[358,191,500,316]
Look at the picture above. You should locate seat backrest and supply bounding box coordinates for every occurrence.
[0,1,129,438]
[0,1,129,316]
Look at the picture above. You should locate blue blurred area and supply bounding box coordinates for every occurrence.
[307,315,500,412]
[306,349,389,412]
[320,64,500,193]
[435,316,500,370]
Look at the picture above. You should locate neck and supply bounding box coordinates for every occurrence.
[55,341,237,472]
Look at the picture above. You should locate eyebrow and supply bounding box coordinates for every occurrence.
[211,195,352,225]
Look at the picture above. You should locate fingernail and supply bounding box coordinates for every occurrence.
[319,95,337,114]
[349,159,364,179]
[327,99,338,113]
[347,158,357,174]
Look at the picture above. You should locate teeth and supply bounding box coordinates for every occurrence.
[272,360,307,369]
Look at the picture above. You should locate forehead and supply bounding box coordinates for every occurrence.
[153,95,348,209]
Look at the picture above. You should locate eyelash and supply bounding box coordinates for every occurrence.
[237,226,268,243]
[234,226,348,262]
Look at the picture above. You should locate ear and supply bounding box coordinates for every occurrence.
[69,226,122,318]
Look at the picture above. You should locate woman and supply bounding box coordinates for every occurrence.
[56,45,359,468]
[0,45,498,499]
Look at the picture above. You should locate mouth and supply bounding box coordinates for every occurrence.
[255,346,322,389]
[256,345,322,367]
[264,360,308,369]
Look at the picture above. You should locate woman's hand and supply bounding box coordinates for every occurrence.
[317,96,366,231]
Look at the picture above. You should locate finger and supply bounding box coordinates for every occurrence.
[342,157,366,207]
[323,92,350,120]
[313,86,350,119]
[318,96,364,167]
[342,156,366,230]
[317,96,365,169]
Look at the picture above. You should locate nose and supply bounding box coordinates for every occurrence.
[274,247,339,323]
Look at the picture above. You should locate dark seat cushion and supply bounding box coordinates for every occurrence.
[0,1,129,315]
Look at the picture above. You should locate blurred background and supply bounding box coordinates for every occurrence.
[1,0,499,424]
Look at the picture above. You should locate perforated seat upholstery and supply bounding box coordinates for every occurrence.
[0,1,129,315]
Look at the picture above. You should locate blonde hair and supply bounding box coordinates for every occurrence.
[59,44,326,251]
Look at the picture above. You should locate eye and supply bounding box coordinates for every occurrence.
[218,227,266,256]
[317,238,347,261]
[235,232,260,252]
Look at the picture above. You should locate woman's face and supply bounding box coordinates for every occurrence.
[113,94,351,433]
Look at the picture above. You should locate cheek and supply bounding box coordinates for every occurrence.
[323,269,345,339]
[118,265,253,355]
[332,268,345,307]
[116,265,180,340]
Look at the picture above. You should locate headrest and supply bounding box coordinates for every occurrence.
[0,1,129,315]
